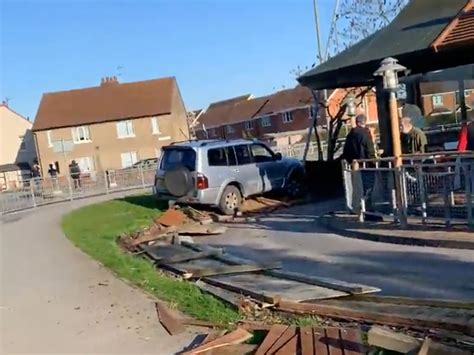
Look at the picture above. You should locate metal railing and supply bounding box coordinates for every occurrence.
[273,140,346,161]
[342,153,474,227]
[0,165,157,214]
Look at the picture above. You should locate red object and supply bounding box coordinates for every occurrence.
[457,125,468,151]
[196,173,209,190]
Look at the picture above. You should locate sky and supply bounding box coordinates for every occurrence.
[1,0,334,120]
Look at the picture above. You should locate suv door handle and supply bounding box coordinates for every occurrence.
[232,168,239,173]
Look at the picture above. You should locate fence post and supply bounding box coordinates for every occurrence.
[416,167,427,224]
[67,175,73,201]
[104,171,109,194]
[443,174,452,228]
[29,179,37,208]
[139,166,145,188]
[465,163,473,228]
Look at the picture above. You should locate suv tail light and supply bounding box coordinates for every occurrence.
[196,173,209,190]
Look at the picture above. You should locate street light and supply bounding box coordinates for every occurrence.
[374,57,407,227]
[343,94,357,117]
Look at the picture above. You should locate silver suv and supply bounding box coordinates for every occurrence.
[154,139,304,214]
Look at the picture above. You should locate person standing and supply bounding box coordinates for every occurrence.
[342,114,376,163]
[69,160,81,188]
[400,117,427,154]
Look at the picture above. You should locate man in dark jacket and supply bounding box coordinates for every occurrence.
[342,114,376,163]
[400,117,427,154]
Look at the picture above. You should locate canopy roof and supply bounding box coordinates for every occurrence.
[298,0,474,90]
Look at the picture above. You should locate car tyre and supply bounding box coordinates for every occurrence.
[219,185,242,215]
[286,172,305,198]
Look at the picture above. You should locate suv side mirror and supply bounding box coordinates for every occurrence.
[274,152,282,161]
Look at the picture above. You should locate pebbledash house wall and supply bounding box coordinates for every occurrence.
[34,84,189,174]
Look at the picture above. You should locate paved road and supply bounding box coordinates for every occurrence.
[197,200,474,301]
[0,192,194,355]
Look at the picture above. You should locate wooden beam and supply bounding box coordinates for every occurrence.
[155,301,185,336]
[255,325,288,355]
[300,327,314,355]
[340,328,366,355]
[194,280,243,309]
[345,295,474,310]
[182,327,252,354]
[265,326,297,354]
[268,269,378,294]
[183,263,281,279]
[368,326,421,354]
[157,250,220,265]
[276,299,473,335]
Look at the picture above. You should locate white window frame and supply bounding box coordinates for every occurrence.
[76,156,95,173]
[116,120,135,138]
[261,116,271,127]
[151,116,160,135]
[226,125,235,134]
[120,151,138,168]
[432,95,444,107]
[47,130,53,147]
[282,111,293,124]
[244,121,254,130]
[71,125,91,144]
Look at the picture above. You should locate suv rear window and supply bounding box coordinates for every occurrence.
[160,148,196,171]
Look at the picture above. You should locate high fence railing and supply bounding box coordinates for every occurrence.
[0,165,157,214]
[273,140,346,161]
[342,153,474,227]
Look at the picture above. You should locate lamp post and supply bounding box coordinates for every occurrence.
[374,57,407,227]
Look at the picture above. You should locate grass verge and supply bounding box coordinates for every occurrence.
[61,194,240,325]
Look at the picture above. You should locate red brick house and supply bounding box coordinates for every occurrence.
[195,86,379,146]
[419,80,474,122]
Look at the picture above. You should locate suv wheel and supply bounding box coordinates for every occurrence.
[286,173,305,198]
[219,185,242,215]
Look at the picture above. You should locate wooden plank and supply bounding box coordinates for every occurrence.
[183,263,281,279]
[155,301,185,336]
[205,273,347,303]
[300,326,314,355]
[201,331,225,345]
[181,318,217,328]
[367,326,421,353]
[182,327,252,355]
[255,325,288,355]
[277,299,473,335]
[325,327,344,355]
[313,327,329,355]
[195,280,243,309]
[417,337,470,355]
[268,269,379,294]
[158,250,220,264]
[205,344,258,355]
[339,328,366,355]
[177,224,227,235]
[274,334,299,355]
[266,326,297,354]
[345,295,474,310]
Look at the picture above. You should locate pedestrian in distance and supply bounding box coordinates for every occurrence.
[400,116,427,154]
[69,160,81,189]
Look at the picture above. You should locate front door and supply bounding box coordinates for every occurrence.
[233,144,261,196]
[249,143,282,191]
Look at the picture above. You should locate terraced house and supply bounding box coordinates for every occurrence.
[33,76,189,175]
[195,86,378,146]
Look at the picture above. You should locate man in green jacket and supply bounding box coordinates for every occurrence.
[400,116,427,154]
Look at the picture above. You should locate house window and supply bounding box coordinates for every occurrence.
[151,116,160,134]
[72,126,91,143]
[76,157,94,172]
[244,121,254,130]
[47,130,53,147]
[282,111,293,123]
[121,151,138,168]
[19,136,26,151]
[432,95,444,107]
[116,120,134,138]
[226,125,235,134]
[261,116,271,127]
[309,105,318,119]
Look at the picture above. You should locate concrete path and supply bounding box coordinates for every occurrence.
[196,200,474,301]
[1,192,195,354]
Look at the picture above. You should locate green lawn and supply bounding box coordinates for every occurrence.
[61,194,240,325]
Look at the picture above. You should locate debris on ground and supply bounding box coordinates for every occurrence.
[155,208,187,227]
[155,301,185,336]
[183,327,252,354]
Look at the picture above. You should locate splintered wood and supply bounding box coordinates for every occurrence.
[183,327,252,354]
[255,325,366,355]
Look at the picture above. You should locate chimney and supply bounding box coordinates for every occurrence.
[100,76,119,86]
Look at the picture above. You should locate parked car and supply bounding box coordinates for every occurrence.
[154,139,305,214]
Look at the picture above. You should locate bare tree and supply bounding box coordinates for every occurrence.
[298,0,408,161]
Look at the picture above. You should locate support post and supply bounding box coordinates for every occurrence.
[458,79,467,123]
[465,163,473,228]
[139,165,146,187]
[29,179,37,208]
[388,91,407,227]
